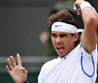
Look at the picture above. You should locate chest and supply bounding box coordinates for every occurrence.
[43,50,82,83]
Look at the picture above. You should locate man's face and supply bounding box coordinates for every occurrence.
[51,31,78,58]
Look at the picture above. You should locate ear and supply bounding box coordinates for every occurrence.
[73,33,79,41]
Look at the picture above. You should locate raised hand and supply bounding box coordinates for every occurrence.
[74,0,84,7]
[74,0,84,15]
[6,54,28,83]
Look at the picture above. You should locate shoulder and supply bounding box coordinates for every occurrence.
[80,44,97,61]
[80,44,97,55]
[41,58,58,69]
[38,57,58,78]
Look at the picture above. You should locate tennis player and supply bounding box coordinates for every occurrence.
[6,0,98,83]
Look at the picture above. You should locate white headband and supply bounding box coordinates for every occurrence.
[51,22,83,34]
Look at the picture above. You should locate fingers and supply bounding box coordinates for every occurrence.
[73,4,82,15]
[17,54,22,66]
[6,65,11,75]
[74,0,84,7]
[7,55,18,70]
[7,54,22,68]
[10,56,17,67]
[7,57,14,70]
[77,12,82,15]
[74,2,78,7]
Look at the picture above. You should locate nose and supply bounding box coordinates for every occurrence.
[56,37,61,45]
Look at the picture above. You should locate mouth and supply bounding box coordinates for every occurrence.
[56,47,64,52]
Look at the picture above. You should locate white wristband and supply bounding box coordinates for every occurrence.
[80,1,94,12]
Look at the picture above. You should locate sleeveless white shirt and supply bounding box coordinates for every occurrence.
[38,44,97,83]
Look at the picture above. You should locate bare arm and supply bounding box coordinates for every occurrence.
[74,0,98,54]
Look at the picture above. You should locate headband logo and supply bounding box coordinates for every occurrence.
[55,25,62,27]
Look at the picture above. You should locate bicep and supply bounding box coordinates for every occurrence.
[81,22,97,54]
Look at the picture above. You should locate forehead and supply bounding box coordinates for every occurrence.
[52,31,70,34]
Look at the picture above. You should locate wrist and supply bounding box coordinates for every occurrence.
[80,1,94,12]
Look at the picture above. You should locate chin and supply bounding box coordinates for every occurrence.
[58,54,66,58]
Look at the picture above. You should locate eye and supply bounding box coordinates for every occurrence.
[52,33,57,37]
[60,34,67,37]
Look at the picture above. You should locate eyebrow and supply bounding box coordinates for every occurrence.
[51,33,68,36]
[59,33,68,36]
[51,33,56,35]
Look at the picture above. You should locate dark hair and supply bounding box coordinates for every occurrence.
[48,9,80,46]
[48,9,78,28]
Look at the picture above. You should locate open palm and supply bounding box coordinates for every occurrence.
[6,54,28,83]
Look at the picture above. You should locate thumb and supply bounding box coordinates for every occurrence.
[19,67,28,74]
